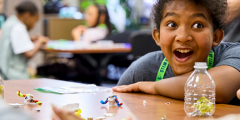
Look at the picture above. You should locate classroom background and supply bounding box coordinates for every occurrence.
[0,0,160,87]
[1,0,240,120]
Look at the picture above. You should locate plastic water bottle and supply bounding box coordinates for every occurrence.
[0,75,3,99]
[184,62,215,117]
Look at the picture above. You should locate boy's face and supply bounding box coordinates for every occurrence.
[24,13,39,31]
[152,0,224,76]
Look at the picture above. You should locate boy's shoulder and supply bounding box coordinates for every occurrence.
[134,50,165,66]
[130,50,166,75]
[127,50,166,75]
[2,15,25,31]
[213,42,240,68]
[213,42,240,55]
[117,50,165,85]
[214,42,240,49]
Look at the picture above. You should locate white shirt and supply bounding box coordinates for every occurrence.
[10,23,34,54]
[81,27,108,43]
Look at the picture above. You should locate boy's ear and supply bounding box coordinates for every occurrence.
[212,29,224,47]
[152,29,161,46]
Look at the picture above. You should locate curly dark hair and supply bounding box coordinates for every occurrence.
[152,0,228,30]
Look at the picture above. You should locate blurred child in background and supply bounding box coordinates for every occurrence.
[0,1,49,80]
[72,4,111,42]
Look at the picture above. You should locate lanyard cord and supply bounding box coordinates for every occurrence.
[155,50,214,81]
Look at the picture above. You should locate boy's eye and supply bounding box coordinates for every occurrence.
[192,23,203,28]
[167,22,177,28]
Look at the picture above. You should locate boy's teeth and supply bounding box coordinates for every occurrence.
[176,49,191,53]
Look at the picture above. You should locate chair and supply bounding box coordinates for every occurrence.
[103,31,133,43]
[98,31,134,81]
[129,30,161,60]
[222,16,240,42]
[103,31,133,67]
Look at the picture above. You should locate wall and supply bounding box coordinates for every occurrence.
[62,0,79,7]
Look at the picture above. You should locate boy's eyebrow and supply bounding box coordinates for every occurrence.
[191,13,207,20]
[164,12,179,18]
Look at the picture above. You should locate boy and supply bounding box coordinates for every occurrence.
[50,0,240,120]
[0,1,48,80]
[113,0,240,105]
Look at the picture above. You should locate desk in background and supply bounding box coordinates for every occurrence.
[42,40,132,54]
[4,79,240,120]
[40,40,132,85]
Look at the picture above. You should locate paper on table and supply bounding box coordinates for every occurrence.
[34,85,112,94]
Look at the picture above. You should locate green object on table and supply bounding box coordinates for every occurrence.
[34,88,62,94]
[59,39,67,42]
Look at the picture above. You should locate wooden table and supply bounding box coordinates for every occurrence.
[5,79,240,120]
[42,40,132,54]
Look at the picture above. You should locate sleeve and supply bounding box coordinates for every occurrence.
[10,23,34,54]
[215,44,240,72]
[117,61,138,86]
[117,52,161,86]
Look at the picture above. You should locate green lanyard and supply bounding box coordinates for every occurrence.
[155,50,214,81]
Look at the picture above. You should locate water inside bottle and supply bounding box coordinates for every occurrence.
[184,63,215,117]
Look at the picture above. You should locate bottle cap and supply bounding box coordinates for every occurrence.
[194,62,207,69]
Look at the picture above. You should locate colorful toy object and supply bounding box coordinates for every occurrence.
[194,97,214,117]
[75,109,81,116]
[17,90,42,105]
[100,95,123,107]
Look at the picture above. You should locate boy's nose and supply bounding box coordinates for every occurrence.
[175,27,193,43]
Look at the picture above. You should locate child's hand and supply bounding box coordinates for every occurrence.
[237,89,240,100]
[30,35,40,41]
[52,105,82,120]
[72,25,87,41]
[112,82,158,95]
[38,36,49,44]
[73,25,87,33]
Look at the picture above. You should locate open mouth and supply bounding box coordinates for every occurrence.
[174,49,193,62]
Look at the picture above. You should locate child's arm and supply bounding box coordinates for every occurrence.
[24,36,48,58]
[71,25,87,41]
[113,65,240,104]
[30,35,39,42]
